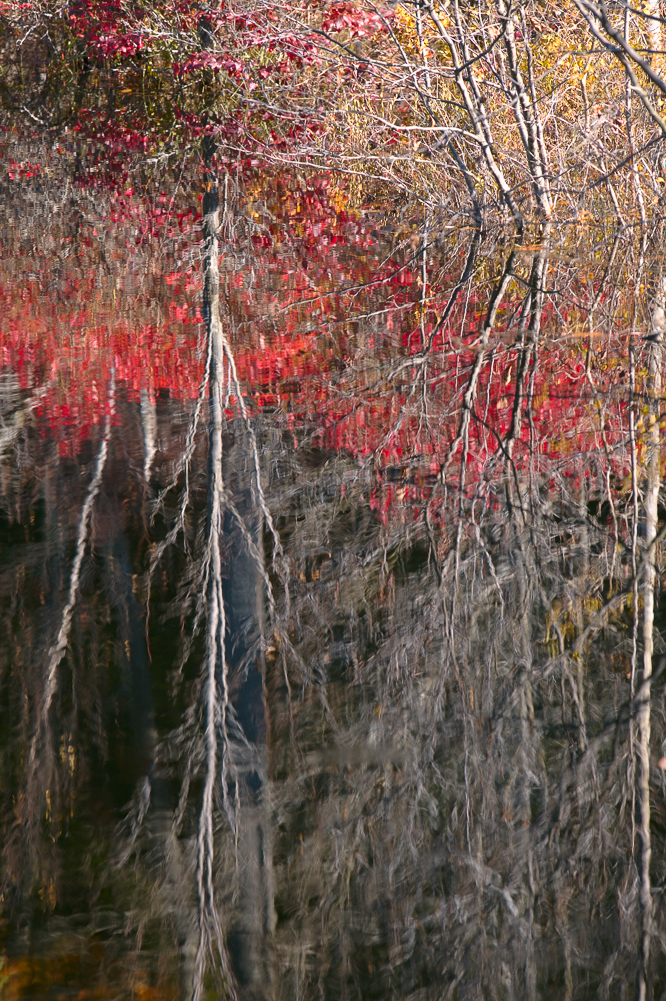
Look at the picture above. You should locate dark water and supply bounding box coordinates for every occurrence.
[3,125,666,1001]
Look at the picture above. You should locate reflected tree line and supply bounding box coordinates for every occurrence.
[4,184,666,1001]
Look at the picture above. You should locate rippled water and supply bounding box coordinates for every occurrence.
[3,125,666,1000]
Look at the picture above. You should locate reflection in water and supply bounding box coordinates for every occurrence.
[4,128,666,1001]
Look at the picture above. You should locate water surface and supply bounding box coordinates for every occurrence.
[2,124,666,1001]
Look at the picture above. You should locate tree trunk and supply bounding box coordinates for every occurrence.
[637,276,664,1001]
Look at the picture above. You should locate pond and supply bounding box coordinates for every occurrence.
[3,6,666,998]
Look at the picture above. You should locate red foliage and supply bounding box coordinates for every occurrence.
[322,3,390,37]
[0,0,629,514]
[0,145,623,514]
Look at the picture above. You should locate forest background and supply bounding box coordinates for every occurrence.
[5,1,666,1001]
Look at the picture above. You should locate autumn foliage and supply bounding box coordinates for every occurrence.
[0,0,661,519]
